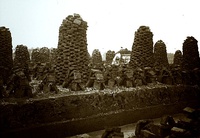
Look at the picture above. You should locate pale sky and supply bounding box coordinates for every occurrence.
[0,0,200,55]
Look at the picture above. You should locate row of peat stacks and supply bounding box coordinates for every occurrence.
[1,14,200,98]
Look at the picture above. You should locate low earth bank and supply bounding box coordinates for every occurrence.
[0,84,199,137]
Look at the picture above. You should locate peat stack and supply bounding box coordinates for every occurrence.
[39,47,50,63]
[0,26,13,84]
[106,50,115,65]
[31,48,40,64]
[129,26,154,69]
[173,50,183,67]
[55,13,89,84]
[91,49,103,68]
[49,48,57,68]
[182,36,200,70]
[31,47,50,64]
[13,45,30,70]
[154,40,169,68]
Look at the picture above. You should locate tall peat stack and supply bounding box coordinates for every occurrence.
[153,40,169,68]
[129,26,154,68]
[173,50,183,67]
[13,45,30,69]
[182,36,200,70]
[55,14,89,84]
[0,26,13,84]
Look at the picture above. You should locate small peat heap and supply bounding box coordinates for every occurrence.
[173,50,183,67]
[129,26,154,69]
[39,47,50,63]
[31,48,40,63]
[91,49,103,69]
[106,50,115,65]
[31,47,50,64]
[102,127,124,138]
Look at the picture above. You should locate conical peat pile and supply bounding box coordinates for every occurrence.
[173,50,183,67]
[106,50,115,65]
[153,40,169,68]
[182,36,200,70]
[129,26,154,68]
[55,14,89,84]
[13,45,30,69]
[91,49,103,68]
[0,26,13,84]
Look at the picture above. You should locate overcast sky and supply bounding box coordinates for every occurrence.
[0,0,200,54]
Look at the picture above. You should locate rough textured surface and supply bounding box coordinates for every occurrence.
[153,40,169,68]
[106,50,115,65]
[0,84,199,135]
[49,48,57,68]
[0,26,13,84]
[183,36,200,70]
[129,26,154,68]
[14,45,30,69]
[55,14,89,84]
[39,47,50,63]
[173,50,183,67]
[31,48,40,63]
[91,49,103,68]
[31,47,50,64]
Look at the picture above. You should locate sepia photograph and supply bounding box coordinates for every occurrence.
[0,0,200,137]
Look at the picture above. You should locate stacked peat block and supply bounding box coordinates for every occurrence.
[91,49,103,68]
[55,14,89,84]
[174,107,200,137]
[106,50,115,65]
[135,107,200,138]
[129,26,154,69]
[87,51,91,63]
[31,47,50,64]
[173,50,183,67]
[153,40,169,68]
[0,26,13,84]
[39,47,50,63]
[101,127,124,138]
[13,45,31,82]
[31,48,40,64]
[182,36,200,70]
[49,48,57,68]
[13,45,30,69]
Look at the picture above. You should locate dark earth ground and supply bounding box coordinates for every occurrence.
[69,113,186,138]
